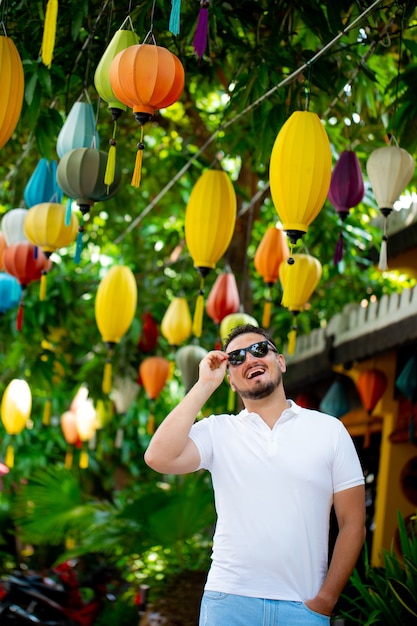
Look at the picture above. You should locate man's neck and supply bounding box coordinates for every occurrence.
[243,391,290,429]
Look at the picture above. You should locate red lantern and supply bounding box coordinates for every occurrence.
[109,42,185,187]
[356,368,388,447]
[139,356,170,434]
[137,312,159,353]
[254,226,289,327]
[206,268,240,326]
[3,242,52,329]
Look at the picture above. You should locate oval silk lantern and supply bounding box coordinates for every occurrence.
[356,368,387,447]
[279,253,322,355]
[24,158,62,208]
[139,355,170,434]
[95,265,138,394]
[60,410,79,469]
[161,296,193,347]
[0,273,22,314]
[94,23,139,187]
[206,268,240,325]
[1,379,32,467]
[176,344,208,393]
[56,100,100,158]
[24,202,79,300]
[1,208,28,245]
[220,312,259,345]
[328,150,365,265]
[269,111,332,248]
[185,169,237,338]
[366,143,415,271]
[138,311,159,353]
[110,42,185,187]
[0,35,24,149]
[0,232,6,269]
[254,226,289,328]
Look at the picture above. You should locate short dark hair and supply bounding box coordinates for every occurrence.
[223,324,277,351]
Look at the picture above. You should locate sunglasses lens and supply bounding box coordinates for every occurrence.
[227,341,272,366]
[249,342,269,358]
[228,350,245,366]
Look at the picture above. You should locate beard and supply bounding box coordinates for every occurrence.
[234,369,282,400]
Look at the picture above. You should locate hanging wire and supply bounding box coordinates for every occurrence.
[115,0,385,244]
[391,2,405,139]
[143,0,157,43]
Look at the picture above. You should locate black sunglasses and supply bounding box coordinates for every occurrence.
[226,340,278,367]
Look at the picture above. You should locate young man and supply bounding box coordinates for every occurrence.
[145,325,366,626]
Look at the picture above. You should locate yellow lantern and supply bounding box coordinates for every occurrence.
[185,170,237,337]
[0,35,24,149]
[95,265,138,394]
[74,398,96,469]
[1,379,32,467]
[161,296,193,347]
[279,253,322,355]
[24,202,79,300]
[220,312,259,345]
[366,143,415,270]
[269,111,331,249]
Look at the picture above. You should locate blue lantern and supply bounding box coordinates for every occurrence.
[56,101,100,158]
[24,159,63,208]
[0,273,22,314]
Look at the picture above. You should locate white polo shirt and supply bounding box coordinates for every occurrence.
[189,401,364,601]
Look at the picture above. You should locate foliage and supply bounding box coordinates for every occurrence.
[341,513,417,625]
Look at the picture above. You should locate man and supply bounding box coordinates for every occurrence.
[145,324,366,625]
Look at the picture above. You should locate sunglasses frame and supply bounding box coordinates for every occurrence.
[226,340,278,367]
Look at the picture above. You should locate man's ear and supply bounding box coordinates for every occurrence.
[227,373,236,391]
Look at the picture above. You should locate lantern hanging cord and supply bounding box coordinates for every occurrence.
[143,0,157,42]
[113,0,383,243]
[391,2,405,139]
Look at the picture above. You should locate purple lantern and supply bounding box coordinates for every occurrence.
[328,150,365,264]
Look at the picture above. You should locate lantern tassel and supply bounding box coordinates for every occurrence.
[192,289,205,338]
[115,427,124,449]
[102,360,112,394]
[79,448,89,469]
[193,2,209,59]
[64,449,73,469]
[40,271,47,301]
[131,128,145,188]
[16,298,24,331]
[262,299,272,329]
[169,0,181,35]
[227,387,236,413]
[42,399,52,426]
[378,234,388,272]
[41,0,58,68]
[147,413,155,435]
[281,258,294,308]
[65,199,72,226]
[287,325,297,355]
[75,220,84,264]
[333,231,344,265]
[5,444,14,468]
[104,124,117,188]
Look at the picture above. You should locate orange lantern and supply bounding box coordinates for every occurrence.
[1,379,32,467]
[161,296,193,347]
[60,410,80,469]
[139,356,170,434]
[95,265,138,394]
[279,253,322,355]
[356,368,387,447]
[254,226,290,327]
[109,42,185,187]
[0,35,24,149]
[23,202,79,300]
[3,242,52,330]
[269,111,332,251]
[185,169,237,337]
[0,232,6,269]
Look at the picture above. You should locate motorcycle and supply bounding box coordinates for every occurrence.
[0,559,115,625]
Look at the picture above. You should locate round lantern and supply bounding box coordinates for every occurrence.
[57,148,122,261]
[185,169,237,338]
[1,208,28,245]
[161,296,193,347]
[176,344,208,393]
[366,143,415,271]
[0,35,24,149]
[0,232,6,269]
[220,312,259,345]
[95,265,138,394]
[206,268,240,326]
[94,23,139,186]
[279,253,322,355]
[269,111,332,248]
[254,226,289,327]
[74,398,97,469]
[139,356,170,434]
[109,42,185,187]
[24,202,79,300]
[1,379,32,467]
[0,273,22,314]
[24,158,63,208]
[3,242,52,329]
[328,150,365,264]
[57,100,100,158]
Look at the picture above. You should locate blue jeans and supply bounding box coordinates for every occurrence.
[199,591,331,625]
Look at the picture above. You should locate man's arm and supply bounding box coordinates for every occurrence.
[305,484,366,616]
[144,350,228,475]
